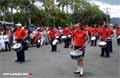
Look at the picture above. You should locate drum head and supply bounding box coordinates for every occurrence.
[38,40,41,43]
[56,36,59,39]
[68,35,71,38]
[61,36,67,39]
[99,41,106,46]
[91,36,96,40]
[52,39,58,45]
[12,43,22,49]
[70,50,83,56]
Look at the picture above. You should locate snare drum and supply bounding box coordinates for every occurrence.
[12,43,23,52]
[68,35,72,38]
[61,36,67,39]
[56,36,59,39]
[70,50,83,60]
[37,39,41,43]
[98,41,107,48]
[117,35,120,39]
[91,36,96,41]
[52,39,58,45]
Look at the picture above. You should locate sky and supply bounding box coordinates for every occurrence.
[90,0,120,18]
[34,0,120,18]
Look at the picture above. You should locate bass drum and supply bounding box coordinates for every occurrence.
[12,43,23,52]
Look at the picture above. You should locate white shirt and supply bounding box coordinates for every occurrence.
[3,35,9,42]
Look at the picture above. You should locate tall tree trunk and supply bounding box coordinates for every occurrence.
[62,5,64,12]
[11,8,14,23]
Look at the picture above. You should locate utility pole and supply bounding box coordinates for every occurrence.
[28,0,32,27]
[102,1,111,27]
[104,8,110,27]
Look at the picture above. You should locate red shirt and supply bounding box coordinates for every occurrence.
[90,27,98,36]
[15,28,27,40]
[116,28,120,35]
[63,28,71,36]
[73,30,87,46]
[100,28,109,41]
[68,27,73,35]
[56,30,62,36]
[108,29,113,37]
[49,30,56,40]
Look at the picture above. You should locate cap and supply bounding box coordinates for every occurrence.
[16,23,22,27]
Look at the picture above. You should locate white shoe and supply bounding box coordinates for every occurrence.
[80,68,84,76]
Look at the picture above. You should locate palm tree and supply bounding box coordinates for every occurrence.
[57,0,71,13]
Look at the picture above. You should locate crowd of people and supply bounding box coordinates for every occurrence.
[0,23,120,77]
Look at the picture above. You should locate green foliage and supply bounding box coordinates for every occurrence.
[0,0,110,27]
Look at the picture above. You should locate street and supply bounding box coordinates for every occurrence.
[0,38,119,78]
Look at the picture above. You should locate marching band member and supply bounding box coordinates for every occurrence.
[107,27,114,53]
[15,23,28,62]
[90,25,98,46]
[72,23,89,76]
[35,28,41,48]
[48,27,57,52]
[116,26,120,45]
[55,28,62,43]
[67,27,73,45]
[63,27,72,48]
[99,25,110,57]
[85,25,91,39]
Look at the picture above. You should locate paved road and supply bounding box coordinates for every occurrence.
[0,38,119,78]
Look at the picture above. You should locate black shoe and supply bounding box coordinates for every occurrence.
[105,56,110,58]
[80,74,84,77]
[73,71,80,74]
[100,55,104,57]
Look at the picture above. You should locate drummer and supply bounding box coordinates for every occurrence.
[116,26,120,45]
[90,25,98,46]
[15,23,28,62]
[34,27,41,48]
[107,27,114,53]
[72,23,89,76]
[99,25,110,57]
[48,27,57,52]
[63,27,71,48]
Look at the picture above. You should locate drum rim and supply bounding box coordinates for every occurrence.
[12,43,22,49]
[70,50,83,56]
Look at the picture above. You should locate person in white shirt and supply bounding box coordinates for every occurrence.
[3,31,11,51]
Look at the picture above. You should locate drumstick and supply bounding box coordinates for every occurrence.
[71,45,85,52]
